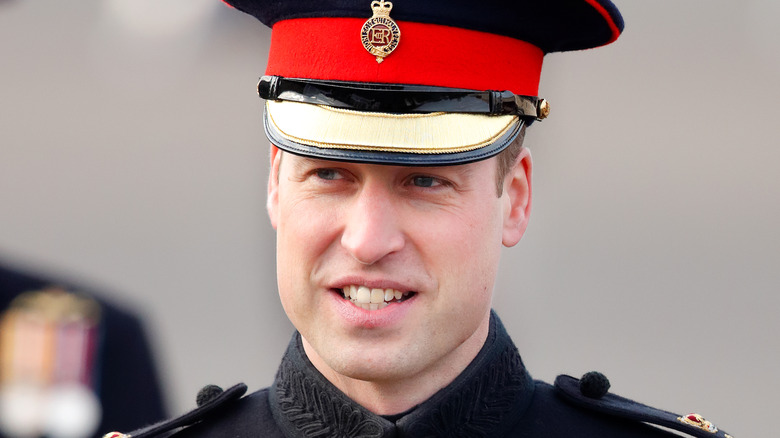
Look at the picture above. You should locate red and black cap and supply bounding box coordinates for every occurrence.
[223,0,624,165]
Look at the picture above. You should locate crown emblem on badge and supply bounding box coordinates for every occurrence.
[361,1,400,63]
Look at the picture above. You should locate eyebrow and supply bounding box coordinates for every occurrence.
[289,155,478,180]
[411,163,477,183]
[289,156,340,173]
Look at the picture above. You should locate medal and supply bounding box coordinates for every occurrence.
[0,288,102,438]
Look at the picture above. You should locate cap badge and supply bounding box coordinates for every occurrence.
[361,1,400,63]
[677,413,719,433]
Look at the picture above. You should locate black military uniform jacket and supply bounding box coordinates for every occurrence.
[122,312,731,438]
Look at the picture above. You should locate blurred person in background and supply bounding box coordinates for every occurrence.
[0,256,167,438]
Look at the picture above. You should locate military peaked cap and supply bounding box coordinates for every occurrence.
[222,0,625,165]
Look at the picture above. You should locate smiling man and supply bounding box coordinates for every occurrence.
[104,1,734,437]
[269,153,525,416]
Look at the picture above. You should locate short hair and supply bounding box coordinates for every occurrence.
[494,124,527,196]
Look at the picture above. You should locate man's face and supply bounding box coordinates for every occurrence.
[267,147,531,387]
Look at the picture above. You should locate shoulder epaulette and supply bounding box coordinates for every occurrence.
[103,383,247,438]
[555,372,734,438]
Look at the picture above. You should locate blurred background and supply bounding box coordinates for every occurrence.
[0,0,777,436]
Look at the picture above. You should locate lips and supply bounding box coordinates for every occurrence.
[339,285,415,311]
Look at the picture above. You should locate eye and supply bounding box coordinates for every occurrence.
[314,168,344,181]
[410,175,442,188]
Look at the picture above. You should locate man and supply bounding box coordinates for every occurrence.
[105,1,733,437]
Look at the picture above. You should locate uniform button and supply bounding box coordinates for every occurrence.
[196,384,224,407]
[579,371,610,399]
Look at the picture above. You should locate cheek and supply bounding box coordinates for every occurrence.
[277,190,341,254]
[275,195,329,296]
[415,199,504,288]
[442,200,503,253]
[275,192,346,299]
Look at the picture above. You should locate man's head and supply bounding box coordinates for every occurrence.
[223,0,624,413]
[266,142,532,412]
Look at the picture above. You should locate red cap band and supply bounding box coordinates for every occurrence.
[266,18,545,96]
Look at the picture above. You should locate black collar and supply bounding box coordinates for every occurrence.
[269,311,534,438]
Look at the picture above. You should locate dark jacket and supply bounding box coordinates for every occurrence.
[121,312,732,438]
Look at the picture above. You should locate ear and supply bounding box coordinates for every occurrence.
[267,145,282,230]
[502,148,532,247]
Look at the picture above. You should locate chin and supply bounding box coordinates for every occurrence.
[324,343,421,382]
[334,359,412,383]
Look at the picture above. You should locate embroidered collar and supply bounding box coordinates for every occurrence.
[269,311,534,438]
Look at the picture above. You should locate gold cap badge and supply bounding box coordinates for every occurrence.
[361,1,400,63]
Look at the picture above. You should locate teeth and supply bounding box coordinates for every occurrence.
[370,288,384,303]
[341,285,411,310]
[355,302,388,311]
[356,286,371,304]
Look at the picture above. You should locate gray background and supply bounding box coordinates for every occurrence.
[1,1,777,436]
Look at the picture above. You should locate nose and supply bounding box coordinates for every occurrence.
[341,183,405,265]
